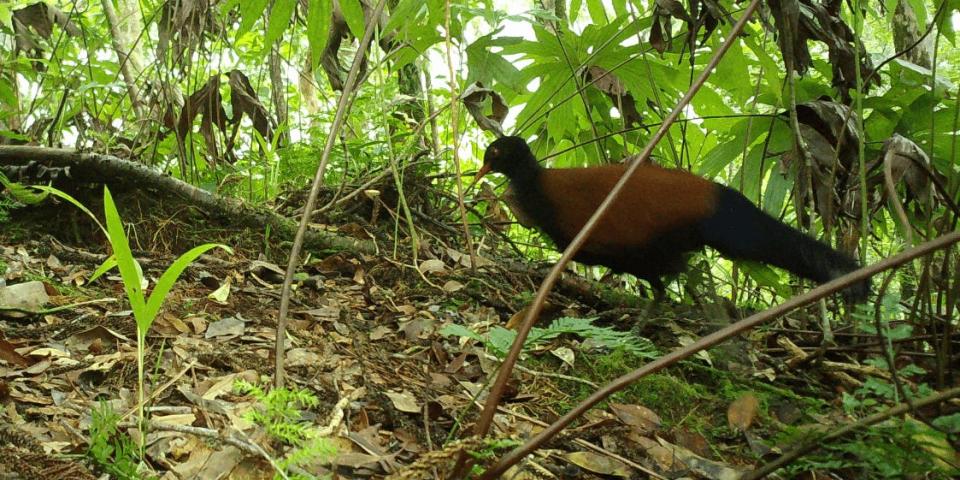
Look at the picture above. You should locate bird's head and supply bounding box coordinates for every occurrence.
[475,136,538,181]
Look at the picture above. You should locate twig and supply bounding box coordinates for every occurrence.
[444,0,479,271]
[464,3,765,477]
[121,359,196,421]
[0,298,117,316]
[275,0,389,388]
[465,397,667,480]
[482,231,960,478]
[742,385,960,479]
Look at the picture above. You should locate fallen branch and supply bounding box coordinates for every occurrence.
[481,231,960,478]
[0,146,375,255]
[743,385,960,479]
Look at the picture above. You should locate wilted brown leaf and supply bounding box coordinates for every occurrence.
[727,392,760,432]
[461,82,508,136]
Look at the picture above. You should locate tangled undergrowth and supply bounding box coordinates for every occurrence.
[1,180,957,479]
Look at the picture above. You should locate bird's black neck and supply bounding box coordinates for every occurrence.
[503,162,569,247]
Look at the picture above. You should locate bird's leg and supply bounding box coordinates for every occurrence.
[638,279,666,318]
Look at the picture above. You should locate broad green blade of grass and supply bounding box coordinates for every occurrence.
[32,185,106,234]
[102,187,148,327]
[144,242,233,323]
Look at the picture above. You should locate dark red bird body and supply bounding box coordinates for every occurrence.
[539,164,716,249]
[478,136,870,301]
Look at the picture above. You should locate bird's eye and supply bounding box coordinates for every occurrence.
[490,146,499,156]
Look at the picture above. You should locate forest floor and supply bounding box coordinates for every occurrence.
[0,184,956,479]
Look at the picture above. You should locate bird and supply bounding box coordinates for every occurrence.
[475,136,871,302]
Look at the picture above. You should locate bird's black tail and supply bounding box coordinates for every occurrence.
[699,186,870,302]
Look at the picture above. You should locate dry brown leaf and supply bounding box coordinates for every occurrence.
[564,451,631,477]
[417,259,445,274]
[610,403,662,436]
[727,392,760,432]
[442,280,464,292]
[460,82,508,136]
[385,390,420,413]
[656,436,744,480]
[205,316,245,340]
[0,338,31,367]
[369,326,392,340]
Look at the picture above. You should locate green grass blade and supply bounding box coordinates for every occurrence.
[143,243,232,324]
[102,187,147,328]
[32,185,106,234]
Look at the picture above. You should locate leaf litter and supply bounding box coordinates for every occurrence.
[1,187,957,479]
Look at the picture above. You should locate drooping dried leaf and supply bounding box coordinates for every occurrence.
[227,70,275,145]
[159,0,221,66]
[176,75,229,164]
[461,82,508,136]
[655,0,692,22]
[879,134,934,209]
[585,66,642,126]
[12,2,80,65]
[649,17,667,53]
[768,0,877,98]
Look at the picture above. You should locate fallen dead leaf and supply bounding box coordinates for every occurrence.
[610,403,662,436]
[385,390,420,413]
[207,276,232,304]
[369,325,392,340]
[205,316,245,339]
[417,259,445,275]
[727,392,760,432]
[564,451,630,477]
[551,346,575,367]
[657,436,744,480]
[442,280,464,292]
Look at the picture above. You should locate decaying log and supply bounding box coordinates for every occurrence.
[0,145,375,254]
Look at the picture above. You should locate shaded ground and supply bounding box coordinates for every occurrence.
[1,186,957,479]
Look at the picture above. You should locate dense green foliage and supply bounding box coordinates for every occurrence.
[3,0,960,477]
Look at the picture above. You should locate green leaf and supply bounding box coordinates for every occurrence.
[307,0,332,70]
[738,143,773,203]
[103,187,148,332]
[466,34,526,93]
[935,0,960,45]
[32,185,105,234]
[339,0,366,38]
[238,0,270,36]
[762,161,792,216]
[487,327,517,356]
[87,255,118,283]
[264,0,298,47]
[0,174,47,205]
[144,242,232,326]
[384,0,424,34]
[439,324,484,343]
[585,0,608,24]
[739,261,791,297]
[0,75,16,108]
[697,137,744,178]
[742,33,783,103]
[569,0,582,23]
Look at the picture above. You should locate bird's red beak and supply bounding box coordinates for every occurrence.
[474,163,492,181]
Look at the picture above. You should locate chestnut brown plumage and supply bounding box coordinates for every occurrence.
[476,136,870,301]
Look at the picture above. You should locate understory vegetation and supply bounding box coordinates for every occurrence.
[1,0,959,478]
